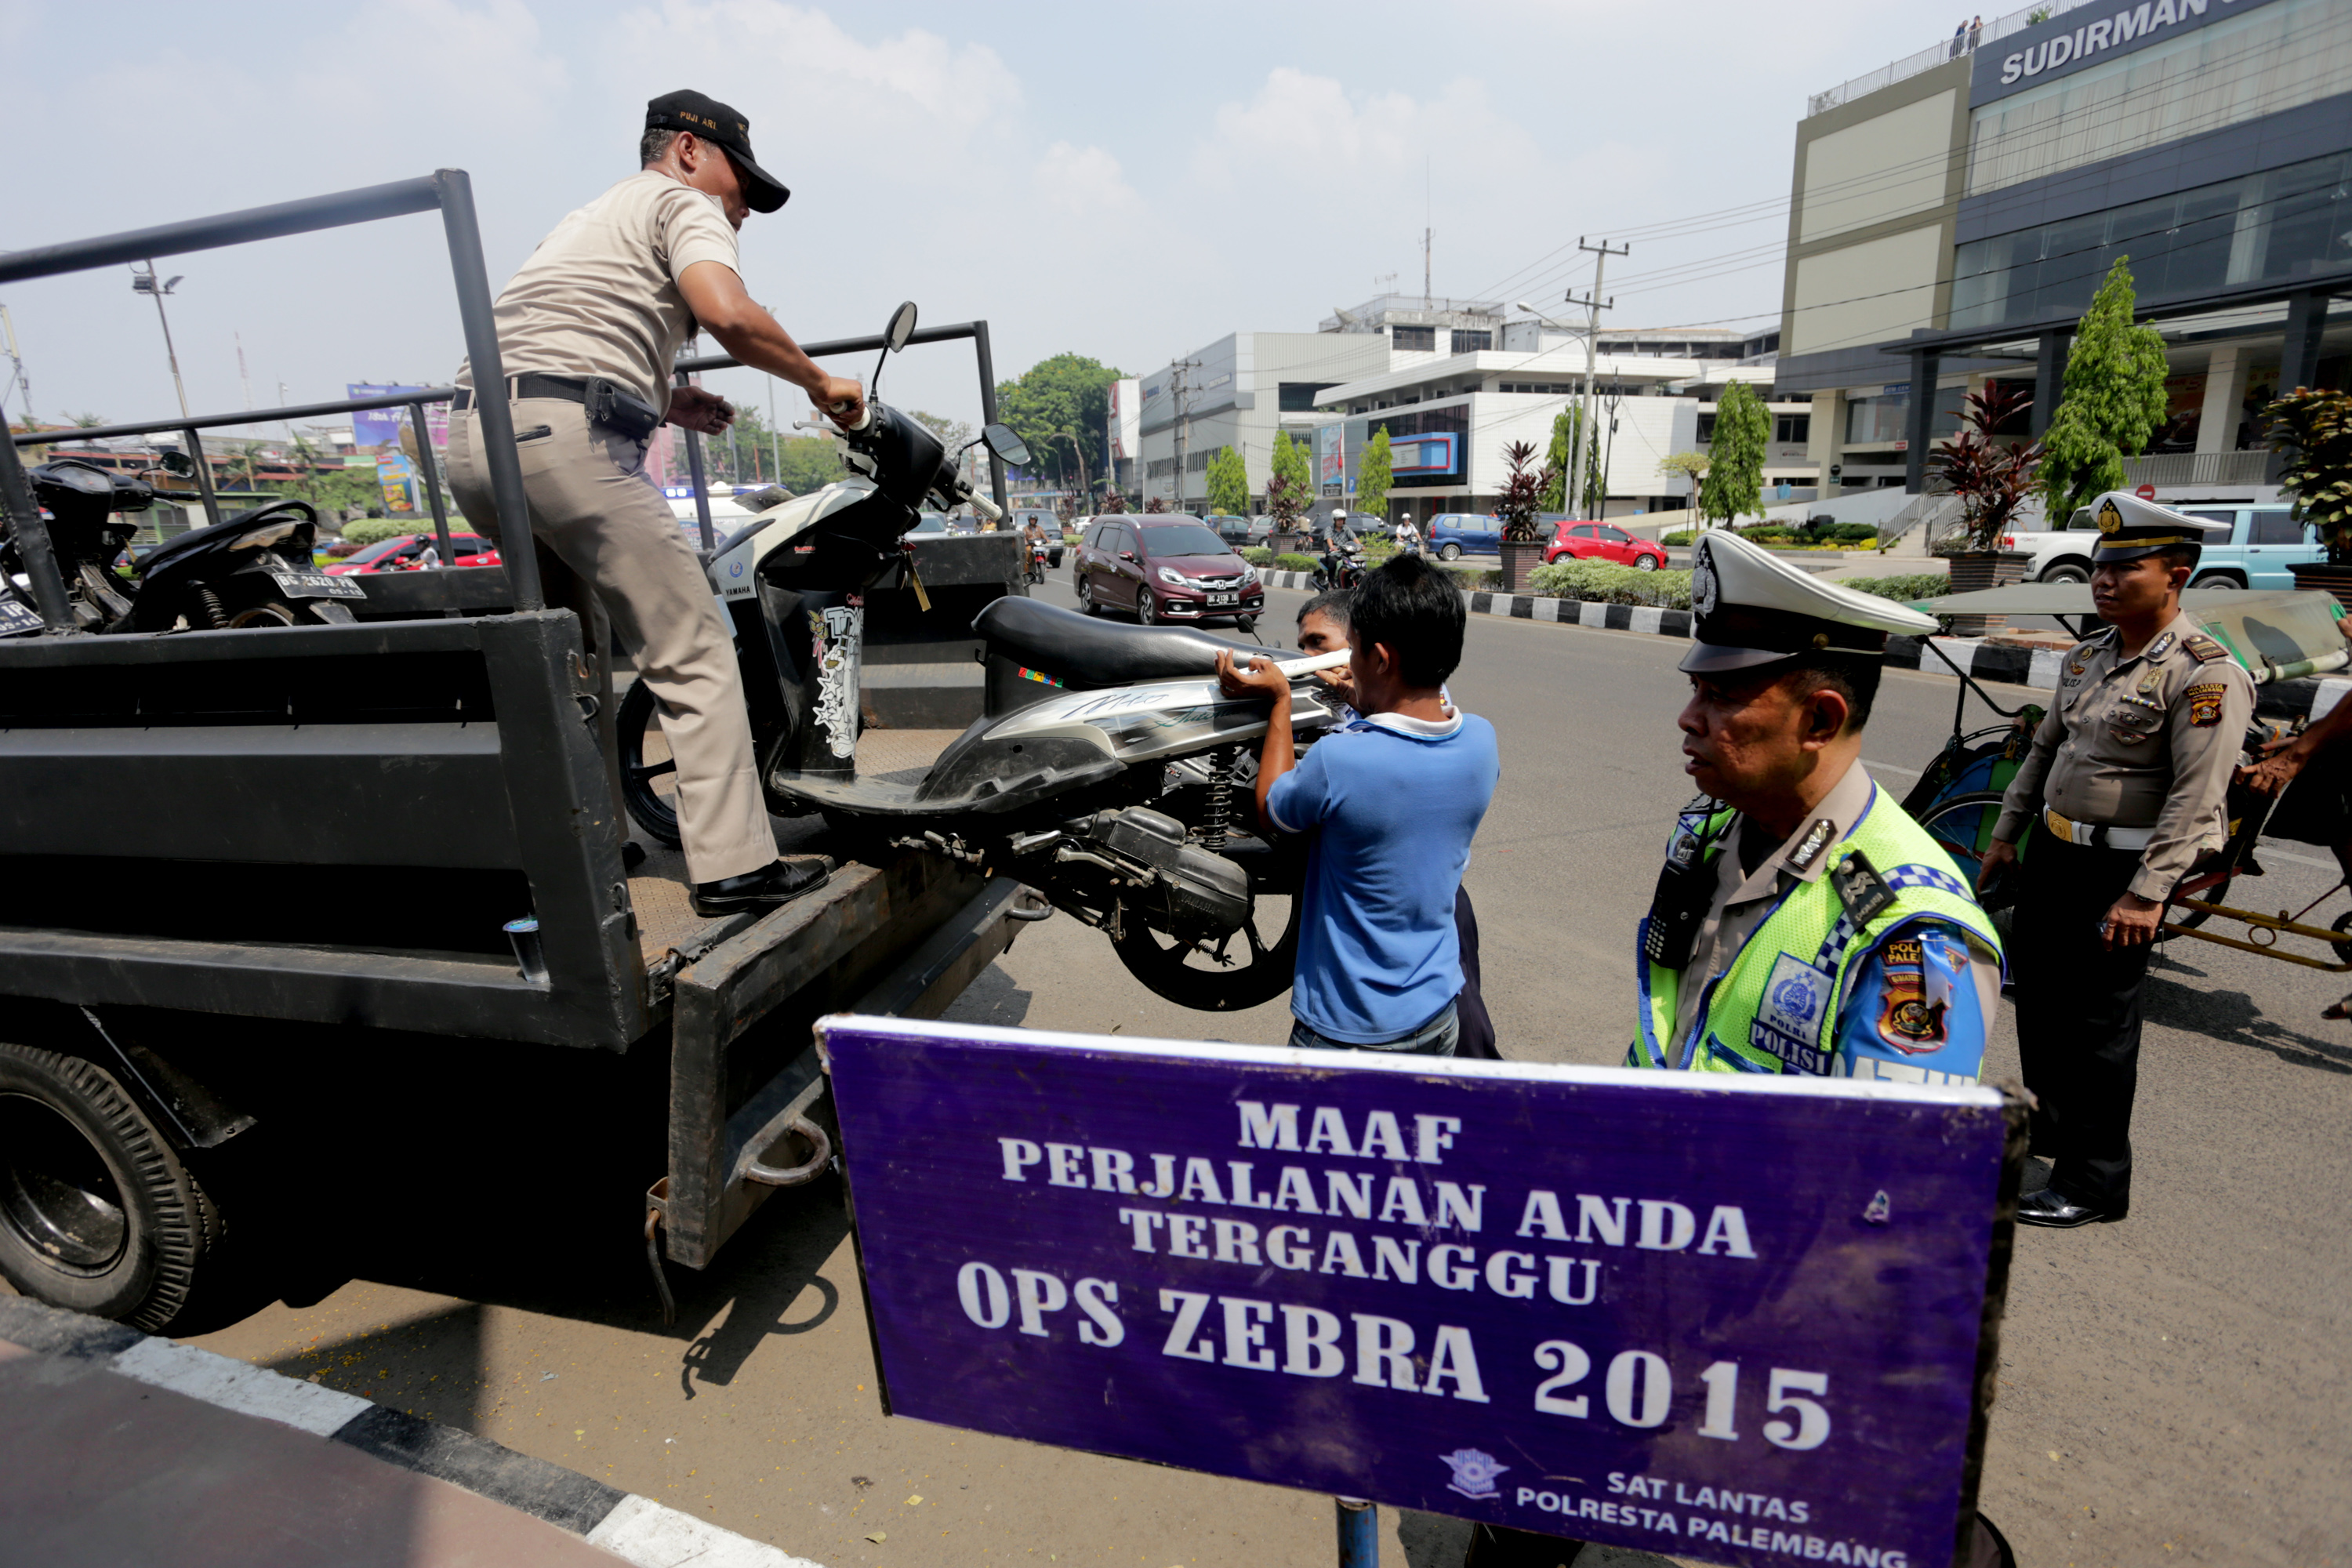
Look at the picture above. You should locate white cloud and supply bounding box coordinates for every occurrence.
[1029,142,1142,223]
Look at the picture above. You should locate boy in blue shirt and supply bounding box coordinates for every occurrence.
[1216,555,1501,1054]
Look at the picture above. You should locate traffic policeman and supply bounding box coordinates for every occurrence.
[1626,532,2005,1086]
[444,89,864,916]
[1979,492,2251,1228]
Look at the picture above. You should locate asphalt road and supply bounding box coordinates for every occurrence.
[167,570,2350,1568]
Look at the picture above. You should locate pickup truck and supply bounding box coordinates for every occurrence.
[2024,501,2315,589]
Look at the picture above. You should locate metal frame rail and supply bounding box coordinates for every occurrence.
[671,321,1007,551]
[12,387,466,590]
[0,170,544,632]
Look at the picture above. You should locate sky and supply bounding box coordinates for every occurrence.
[2,0,1962,440]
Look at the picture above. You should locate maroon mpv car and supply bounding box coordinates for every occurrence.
[1073,516,1265,630]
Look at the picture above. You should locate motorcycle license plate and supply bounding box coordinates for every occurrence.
[0,597,44,636]
[1207,591,1239,606]
[269,568,368,601]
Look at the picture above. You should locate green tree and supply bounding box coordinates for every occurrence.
[993,354,1124,493]
[2038,258,2169,522]
[1537,408,1605,514]
[1205,445,1249,516]
[1659,451,1710,517]
[1269,429,1312,507]
[1700,382,1770,524]
[1356,428,1393,522]
[911,409,975,457]
[775,435,846,494]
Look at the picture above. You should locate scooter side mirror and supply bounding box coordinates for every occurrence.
[982,423,1031,467]
[157,450,194,477]
[884,301,918,354]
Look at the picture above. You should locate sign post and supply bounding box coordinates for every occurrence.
[820,1017,2024,1568]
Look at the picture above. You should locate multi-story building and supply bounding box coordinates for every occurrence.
[1777,0,2352,502]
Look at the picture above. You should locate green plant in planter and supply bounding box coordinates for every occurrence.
[1497,440,1547,543]
[1933,382,2042,552]
[2267,386,2352,565]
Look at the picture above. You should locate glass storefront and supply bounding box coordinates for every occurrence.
[1950,148,2352,332]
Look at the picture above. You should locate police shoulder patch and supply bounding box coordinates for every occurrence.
[2185,633,2229,664]
[2187,680,2228,728]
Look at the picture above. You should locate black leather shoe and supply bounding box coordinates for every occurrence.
[691,858,829,917]
[2016,1187,2124,1228]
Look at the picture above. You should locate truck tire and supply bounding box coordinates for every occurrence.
[2189,570,2244,590]
[0,1042,221,1333]
[2039,561,2090,584]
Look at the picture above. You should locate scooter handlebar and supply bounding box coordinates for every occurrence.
[967,492,1004,522]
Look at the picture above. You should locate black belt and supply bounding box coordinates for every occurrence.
[452,374,596,411]
[453,374,662,441]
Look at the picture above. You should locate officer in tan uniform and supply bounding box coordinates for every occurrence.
[445,89,864,916]
[1979,492,2252,1228]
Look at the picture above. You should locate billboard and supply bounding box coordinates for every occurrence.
[823,1017,2020,1568]
[347,385,448,452]
[1316,422,1345,492]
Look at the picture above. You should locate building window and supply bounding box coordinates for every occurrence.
[1845,397,1904,445]
[1279,382,1336,412]
[1951,147,2352,332]
[1452,330,1492,353]
[1392,326,1436,351]
[1696,413,1717,444]
[1775,414,1810,444]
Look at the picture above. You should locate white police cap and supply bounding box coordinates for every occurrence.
[2086,491,2230,563]
[1682,529,1939,675]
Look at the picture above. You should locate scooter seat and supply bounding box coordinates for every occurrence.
[973,596,1263,688]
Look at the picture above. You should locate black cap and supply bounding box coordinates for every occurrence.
[645,89,789,213]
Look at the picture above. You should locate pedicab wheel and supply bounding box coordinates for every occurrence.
[2161,872,2231,938]
[2330,909,2352,966]
[1915,789,2015,941]
[0,1042,223,1334]
[616,679,684,850]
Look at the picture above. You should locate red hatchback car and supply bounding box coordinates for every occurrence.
[1073,517,1265,630]
[325,532,501,575]
[1542,521,1668,572]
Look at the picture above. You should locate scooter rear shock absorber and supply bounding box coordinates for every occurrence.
[1202,744,1242,851]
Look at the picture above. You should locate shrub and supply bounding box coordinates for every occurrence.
[1272,553,1319,573]
[1660,529,1696,546]
[1526,560,1694,610]
[1240,546,1275,566]
[341,518,408,547]
[1841,572,1951,604]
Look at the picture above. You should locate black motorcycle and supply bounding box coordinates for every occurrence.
[616,303,1346,1011]
[1311,536,1367,593]
[2,456,365,634]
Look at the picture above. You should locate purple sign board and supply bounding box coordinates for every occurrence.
[819,1018,2021,1568]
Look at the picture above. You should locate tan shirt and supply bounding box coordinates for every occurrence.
[1994,609,2255,902]
[1672,759,2002,1054]
[456,170,741,414]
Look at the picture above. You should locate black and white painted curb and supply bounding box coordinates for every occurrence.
[1254,568,2352,719]
[0,1293,820,1568]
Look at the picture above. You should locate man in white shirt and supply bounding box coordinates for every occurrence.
[1394,514,1419,555]
[445,90,864,916]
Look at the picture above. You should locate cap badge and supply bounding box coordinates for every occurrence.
[1691,546,1720,618]
[2096,499,2124,534]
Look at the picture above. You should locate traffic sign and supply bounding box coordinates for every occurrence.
[2134,484,2157,500]
[822,1017,2023,1568]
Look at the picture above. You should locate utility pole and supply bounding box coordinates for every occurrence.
[1564,238,1627,519]
[1168,358,1201,514]
[131,261,190,419]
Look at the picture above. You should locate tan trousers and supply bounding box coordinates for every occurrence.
[446,397,777,884]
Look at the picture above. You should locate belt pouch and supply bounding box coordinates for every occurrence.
[583,378,662,441]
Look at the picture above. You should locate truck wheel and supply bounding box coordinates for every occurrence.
[2188,571,2242,590]
[2039,561,2090,584]
[0,1042,220,1333]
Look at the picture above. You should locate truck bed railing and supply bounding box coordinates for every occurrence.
[0,170,543,630]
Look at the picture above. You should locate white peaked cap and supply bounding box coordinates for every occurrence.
[1682,529,1940,674]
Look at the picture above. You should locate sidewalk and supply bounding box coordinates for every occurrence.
[0,1295,811,1568]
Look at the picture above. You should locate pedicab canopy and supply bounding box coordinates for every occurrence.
[1901,585,2348,686]
[818,1015,2024,1568]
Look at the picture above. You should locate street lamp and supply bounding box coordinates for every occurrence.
[131,261,191,419]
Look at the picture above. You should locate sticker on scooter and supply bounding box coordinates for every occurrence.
[812,604,862,759]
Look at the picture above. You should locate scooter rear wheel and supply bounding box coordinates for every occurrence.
[1109,837,1305,1013]
[616,679,684,850]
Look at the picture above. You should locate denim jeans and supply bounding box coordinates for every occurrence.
[1288,1000,1459,1057]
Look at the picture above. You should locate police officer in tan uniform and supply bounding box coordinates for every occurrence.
[445,90,864,916]
[1979,492,2252,1228]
